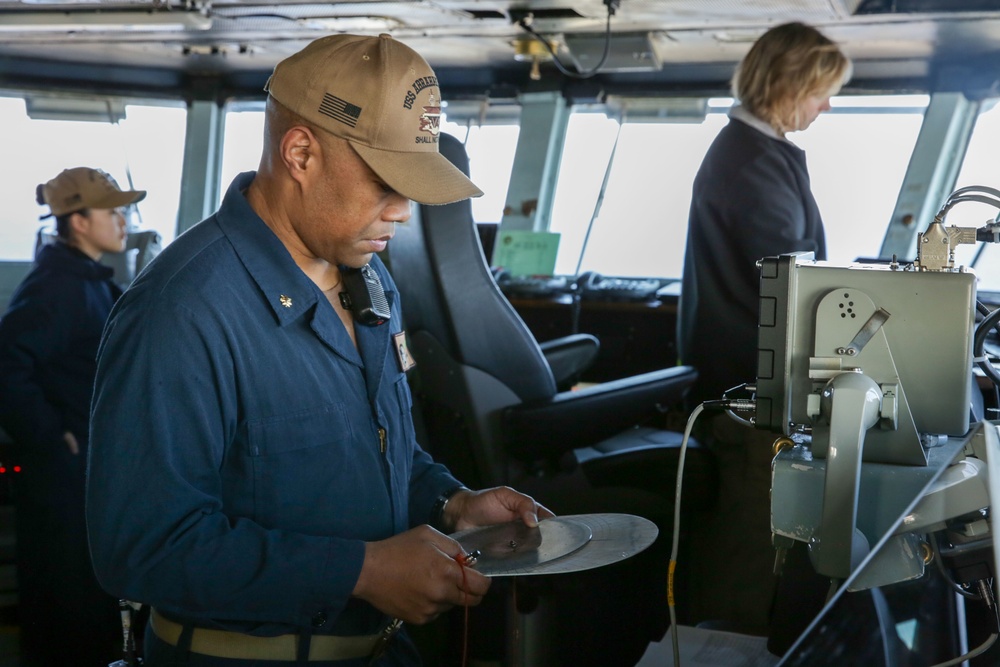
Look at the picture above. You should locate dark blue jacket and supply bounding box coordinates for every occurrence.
[87,172,461,652]
[678,116,827,405]
[0,242,120,499]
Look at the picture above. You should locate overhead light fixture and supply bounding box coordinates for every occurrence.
[440,98,522,125]
[26,94,127,122]
[604,96,709,123]
[712,29,767,44]
[295,16,402,32]
[0,10,211,32]
[564,32,663,73]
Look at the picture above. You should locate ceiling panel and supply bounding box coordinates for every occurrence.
[0,0,999,98]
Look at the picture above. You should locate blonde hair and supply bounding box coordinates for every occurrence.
[732,22,852,134]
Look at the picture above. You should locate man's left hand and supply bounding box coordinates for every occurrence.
[443,486,554,533]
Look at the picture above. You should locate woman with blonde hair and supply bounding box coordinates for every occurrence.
[679,20,851,407]
[676,21,851,641]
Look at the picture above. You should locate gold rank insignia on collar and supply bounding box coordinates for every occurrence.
[279,294,293,308]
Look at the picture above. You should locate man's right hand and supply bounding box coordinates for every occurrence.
[352,524,491,624]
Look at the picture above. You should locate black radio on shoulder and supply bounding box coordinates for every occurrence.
[339,264,390,326]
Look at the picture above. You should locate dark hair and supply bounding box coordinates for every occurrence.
[36,182,82,239]
[53,209,88,240]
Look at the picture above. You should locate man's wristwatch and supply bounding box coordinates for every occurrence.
[431,486,468,531]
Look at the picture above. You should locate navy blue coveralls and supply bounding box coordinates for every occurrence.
[0,241,123,666]
[87,172,463,666]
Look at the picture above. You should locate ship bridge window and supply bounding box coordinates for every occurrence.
[220,101,520,229]
[438,118,520,226]
[0,93,185,260]
[220,101,266,200]
[944,98,1000,292]
[795,95,928,264]
[550,94,928,280]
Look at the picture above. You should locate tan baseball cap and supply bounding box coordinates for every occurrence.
[40,167,146,218]
[265,33,483,206]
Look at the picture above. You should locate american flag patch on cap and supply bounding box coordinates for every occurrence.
[319,93,362,128]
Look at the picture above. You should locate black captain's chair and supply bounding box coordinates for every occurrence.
[385,133,714,512]
[384,132,717,666]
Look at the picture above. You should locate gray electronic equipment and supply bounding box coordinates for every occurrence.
[755,253,980,581]
[777,420,999,666]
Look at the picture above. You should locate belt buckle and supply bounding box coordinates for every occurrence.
[368,618,403,665]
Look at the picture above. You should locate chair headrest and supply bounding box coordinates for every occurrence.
[438,133,471,177]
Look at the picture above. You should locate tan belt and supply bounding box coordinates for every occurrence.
[150,608,382,662]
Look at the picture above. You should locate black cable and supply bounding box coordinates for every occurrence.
[976,301,1000,414]
[869,587,899,667]
[516,1,616,80]
[713,383,756,425]
[929,532,980,600]
[974,303,1000,388]
[976,301,1000,336]
[927,604,999,667]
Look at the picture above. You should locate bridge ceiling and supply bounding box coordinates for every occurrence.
[1,0,1000,99]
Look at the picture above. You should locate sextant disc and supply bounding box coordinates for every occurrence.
[452,513,658,577]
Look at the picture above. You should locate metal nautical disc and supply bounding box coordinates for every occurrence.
[454,516,592,575]
[452,513,658,577]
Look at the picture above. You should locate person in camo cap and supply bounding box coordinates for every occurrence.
[0,166,145,666]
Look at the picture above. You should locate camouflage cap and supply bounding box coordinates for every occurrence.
[40,167,146,218]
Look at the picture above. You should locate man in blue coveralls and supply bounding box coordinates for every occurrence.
[86,33,552,666]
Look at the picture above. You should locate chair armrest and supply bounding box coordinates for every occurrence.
[502,365,697,462]
[538,334,600,391]
[568,426,717,510]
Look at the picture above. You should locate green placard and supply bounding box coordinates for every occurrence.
[491,230,561,277]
